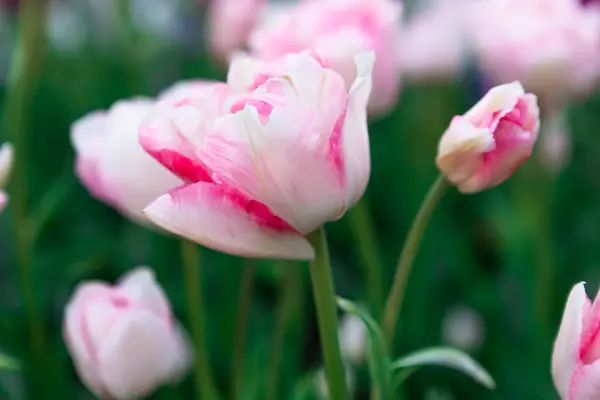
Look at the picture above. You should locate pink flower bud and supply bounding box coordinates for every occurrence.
[552,283,600,400]
[249,0,401,116]
[63,268,191,400]
[139,52,374,260]
[436,81,540,193]
[70,98,182,226]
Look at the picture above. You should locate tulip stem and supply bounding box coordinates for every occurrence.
[347,198,384,320]
[180,240,219,400]
[229,260,256,400]
[3,0,50,393]
[307,227,349,400]
[382,174,448,346]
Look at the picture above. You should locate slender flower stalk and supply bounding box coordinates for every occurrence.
[3,0,50,387]
[229,260,256,400]
[347,198,384,319]
[307,227,349,400]
[382,174,448,346]
[180,240,219,400]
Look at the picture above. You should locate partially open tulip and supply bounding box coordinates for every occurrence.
[71,98,182,226]
[208,0,266,61]
[63,267,191,400]
[0,142,13,212]
[468,0,600,104]
[436,81,540,193]
[552,282,600,400]
[140,52,374,259]
[249,0,401,116]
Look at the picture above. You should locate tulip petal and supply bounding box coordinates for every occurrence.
[464,81,525,128]
[341,51,374,208]
[139,104,213,184]
[117,267,172,321]
[552,282,588,399]
[63,283,114,397]
[144,182,315,259]
[0,191,8,213]
[98,311,178,399]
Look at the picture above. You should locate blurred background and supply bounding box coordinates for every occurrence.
[0,0,597,398]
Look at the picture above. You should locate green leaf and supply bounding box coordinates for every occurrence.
[0,353,19,371]
[336,297,392,399]
[391,347,495,390]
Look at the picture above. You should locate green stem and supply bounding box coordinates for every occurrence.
[3,0,50,390]
[307,227,349,400]
[180,240,219,400]
[347,198,384,320]
[382,174,448,346]
[229,260,256,400]
[266,261,302,400]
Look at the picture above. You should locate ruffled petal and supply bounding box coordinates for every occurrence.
[143,182,315,259]
[552,283,588,399]
[117,267,172,321]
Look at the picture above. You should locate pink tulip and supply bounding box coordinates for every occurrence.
[63,267,191,400]
[468,0,600,104]
[400,0,472,82]
[71,98,182,226]
[208,0,267,61]
[249,0,401,116]
[0,142,13,213]
[140,51,374,260]
[436,82,540,193]
[552,283,600,400]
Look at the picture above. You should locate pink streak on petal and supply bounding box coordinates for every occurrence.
[144,182,314,260]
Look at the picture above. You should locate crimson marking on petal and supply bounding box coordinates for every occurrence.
[329,103,348,186]
[146,148,212,184]
[170,184,298,233]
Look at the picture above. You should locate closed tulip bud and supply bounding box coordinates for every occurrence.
[140,51,374,260]
[63,267,191,400]
[249,0,401,116]
[538,111,571,175]
[436,81,540,193]
[552,283,600,400]
[0,143,13,212]
[71,98,182,226]
[338,314,367,365]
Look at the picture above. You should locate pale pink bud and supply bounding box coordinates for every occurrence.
[338,314,367,365]
[70,98,182,226]
[436,82,540,193]
[468,0,600,103]
[539,110,571,175]
[552,283,600,400]
[249,0,401,116]
[63,267,191,400]
[208,0,267,61]
[140,52,375,260]
[0,142,13,213]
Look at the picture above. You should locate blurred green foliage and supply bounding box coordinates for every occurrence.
[0,1,599,399]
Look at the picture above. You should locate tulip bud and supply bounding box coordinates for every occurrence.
[63,267,191,400]
[338,314,367,365]
[442,305,484,352]
[551,283,600,400]
[0,142,13,212]
[436,81,540,193]
[538,111,571,175]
